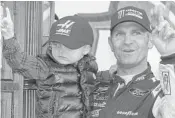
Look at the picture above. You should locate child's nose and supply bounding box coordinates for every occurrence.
[59,49,62,55]
[56,43,62,48]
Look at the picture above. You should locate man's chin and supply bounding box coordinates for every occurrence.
[119,61,137,68]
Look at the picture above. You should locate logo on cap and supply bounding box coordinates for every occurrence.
[56,20,75,36]
[118,8,143,20]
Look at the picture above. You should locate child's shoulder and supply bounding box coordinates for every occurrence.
[78,55,98,73]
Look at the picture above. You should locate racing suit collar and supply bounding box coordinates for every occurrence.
[112,63,154,84]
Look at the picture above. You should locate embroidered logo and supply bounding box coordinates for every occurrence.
[135,76,145,82]
[118,8,143,20]
[91,109,102,117]
[116,111,138,116]
[93,94,108,101]
[152,84,161,97]
[162,71,171,95]
[93,101,106,108]
[56,20,75,36]
[129,88,150,97]
[95,86,109,92]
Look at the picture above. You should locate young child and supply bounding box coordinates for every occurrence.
[2,8,97,118]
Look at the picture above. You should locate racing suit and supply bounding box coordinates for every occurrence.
[90,57,175,118]
[3,37,98,118]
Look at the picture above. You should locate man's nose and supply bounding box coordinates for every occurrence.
[124,35,132,45]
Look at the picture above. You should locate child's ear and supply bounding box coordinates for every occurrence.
[83,45,91,55]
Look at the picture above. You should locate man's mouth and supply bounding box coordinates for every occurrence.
[123,49,135,53]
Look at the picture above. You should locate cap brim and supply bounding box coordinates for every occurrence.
[42,35,86,49]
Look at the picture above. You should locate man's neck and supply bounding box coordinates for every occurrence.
[117,61,148,76]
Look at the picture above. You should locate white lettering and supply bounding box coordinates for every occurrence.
[93,94,108,100]
[93,102,106,108]
[56,29,71,36]
[96,87,109,92]
[118,10,125,19]
[91,109,102,117]
[57,20,75,29]
[116,111,138,116]
[126,12,143,19]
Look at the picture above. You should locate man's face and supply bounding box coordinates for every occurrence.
[51,42,90,64]
[109,22,152,68]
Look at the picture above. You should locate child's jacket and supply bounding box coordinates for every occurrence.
[3,38,98,118]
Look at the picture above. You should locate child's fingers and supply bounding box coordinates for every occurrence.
[5,7,12,22]
[0,5,3,19]
[1,28,7,33]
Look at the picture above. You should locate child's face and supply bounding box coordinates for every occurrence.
[51,42,90,64]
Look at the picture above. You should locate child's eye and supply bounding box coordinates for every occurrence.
[51,43,57,47]
[51,42,61,48]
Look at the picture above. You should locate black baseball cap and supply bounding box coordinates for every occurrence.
[111,6,152,33]
[43,15,94,49]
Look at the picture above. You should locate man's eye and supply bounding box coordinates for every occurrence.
[132,31,141,35]
[115,32,124,37]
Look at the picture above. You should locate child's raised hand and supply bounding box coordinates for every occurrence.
[1,6,14,39]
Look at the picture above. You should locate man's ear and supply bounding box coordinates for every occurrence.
[108,37,114,52]
[82,45,91,55]
[147,33,153,49]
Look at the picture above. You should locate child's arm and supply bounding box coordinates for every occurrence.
[78,55,98,116]
[1,7,49,80]
[3,38,49,80]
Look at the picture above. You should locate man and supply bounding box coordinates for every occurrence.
[90,6,175,118]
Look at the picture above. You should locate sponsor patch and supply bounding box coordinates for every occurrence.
[135,76,145,82]
[56,20,75,36]
[93,94,108,101]
[93,102,106,108]
[151,84,161,97]
[118,8,143,20]
[91,109,102,117]
[129,88,150,97]
[95,86,109,92]
[116,111,138,116]
[162,71,171,95]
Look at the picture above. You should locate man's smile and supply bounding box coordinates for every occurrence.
[122,49,135,53]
